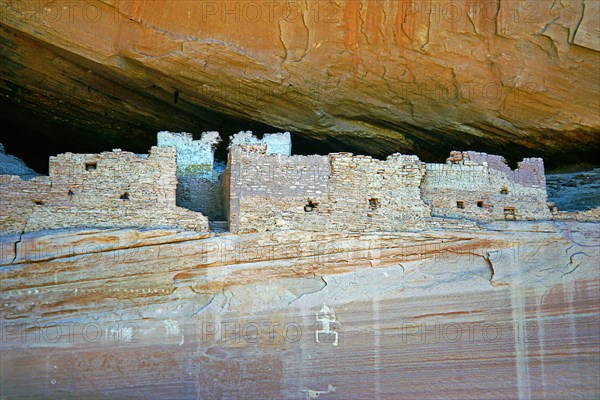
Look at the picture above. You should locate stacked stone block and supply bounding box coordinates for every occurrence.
[422,151,551,221]
[229,131,292,156]
[0,147,208,235]
[225,145,330,232]
[226,147,438,233]
[1,133,556,236]
[157,131,223,220]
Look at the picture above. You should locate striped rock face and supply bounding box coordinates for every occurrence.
[0,1,599,171]
[1,222,599,398]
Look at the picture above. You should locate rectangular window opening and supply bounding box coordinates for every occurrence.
[504,207,516,221]
[369,198,380,210]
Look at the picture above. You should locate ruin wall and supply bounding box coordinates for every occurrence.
[0,147,208,235]
[229,131,292,156]
[157,131,219,175]
[157,131,224,220]
[226,145,330,232]
[324,152,430,231]
[175,174,225,220]
[422,151,551,221]
[226,146,433,233]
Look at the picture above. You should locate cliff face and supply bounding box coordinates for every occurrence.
[1,223,599,398]
[2,2,599,397]
[1,0,599,170]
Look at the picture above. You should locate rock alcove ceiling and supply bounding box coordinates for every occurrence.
[0,0,599,173]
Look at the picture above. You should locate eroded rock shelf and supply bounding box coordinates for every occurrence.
[1,222,599,398]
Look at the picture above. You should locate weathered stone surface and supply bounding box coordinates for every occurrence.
[229,131,292,156]
[225,144,552,233]
[157,131,224,219]
[0,147,209,234]
[0,0,599,169]
[3,133,564,236]
[1,222,599,398]
[547,168,600,211]
[1,2,599,397]
[423,151,551,221]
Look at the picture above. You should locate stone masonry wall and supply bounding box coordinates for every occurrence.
[157,131,220,173]
[226,146,553,232]
[225,145,330,232]
[226,146,433,233]
[0,147,208,235]
[176,173,225,221]
[157,131,224,220]
[1,138,556,236]
[422,151,552,221]
[156,131,292,221]
[229,131,292,156]
[324,152,430,231]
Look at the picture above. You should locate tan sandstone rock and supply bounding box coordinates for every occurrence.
[0,0,598,168]
[1,222,599,398]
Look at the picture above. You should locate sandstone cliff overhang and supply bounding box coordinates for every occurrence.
[0,0,599,172]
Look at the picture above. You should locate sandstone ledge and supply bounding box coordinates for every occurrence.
[1,222,598,398]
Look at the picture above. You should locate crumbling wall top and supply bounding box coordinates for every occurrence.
[229,131,291,156]
[445,150,546,186]
[48,147,177,180]
[262,132,291,155]
[386,153,423,163]
[446,151,494,166]
[157,131,221,168]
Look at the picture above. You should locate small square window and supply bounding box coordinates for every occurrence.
[504,207,516,221]
[85,162,97,171]
[304,199,318,212]
[456,201,465,209]
[477,201,484,208]
[368,198,380,210]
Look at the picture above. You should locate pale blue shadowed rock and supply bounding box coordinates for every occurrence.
[0,143,41,180]
[546,169,600,211]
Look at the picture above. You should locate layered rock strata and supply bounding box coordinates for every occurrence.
[1,222,598,398]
